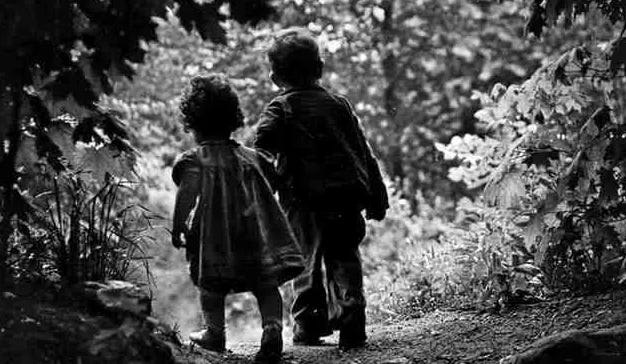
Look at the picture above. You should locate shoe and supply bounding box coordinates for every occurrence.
[189,329,226,352]
[338,332,366,350]
[254,321,282,364]
[293,333,324,346]
[292,320,333,346]
[338,308,366,350]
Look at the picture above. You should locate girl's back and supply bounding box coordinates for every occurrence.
[172,74,301,361]
[173,140,303,293]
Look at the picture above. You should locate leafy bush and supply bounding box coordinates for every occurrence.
[5,113,161,286]
[438,44,626,293]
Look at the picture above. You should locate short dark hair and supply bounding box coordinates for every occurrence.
[179,74,244,138]
[268,28,323,87]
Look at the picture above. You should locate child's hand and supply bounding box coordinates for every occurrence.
[366,207,386,221]
[172,232,185,249]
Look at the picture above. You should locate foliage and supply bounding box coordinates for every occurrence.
[430,0,626,302]
[0,0,275,287]
[362,191,471,318]
[439,44,626,292]
[100,0,626,325]
[4,0,622,331]
[8,169,159,285]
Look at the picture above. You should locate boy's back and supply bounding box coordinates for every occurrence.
[255,85,385,213]
[255,27,388,349]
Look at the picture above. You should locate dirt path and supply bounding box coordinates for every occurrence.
[172,290,626,364]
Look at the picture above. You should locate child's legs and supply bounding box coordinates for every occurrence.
[252,284,283,327]
[199,288,226,335]
[322,212,366,329]
[289,208,329,330]
[253,285,283,361]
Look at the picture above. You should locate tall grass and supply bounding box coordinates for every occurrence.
[10,171,158,285]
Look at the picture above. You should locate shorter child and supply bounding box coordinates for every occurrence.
[172,74,304,364]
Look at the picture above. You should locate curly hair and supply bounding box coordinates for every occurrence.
[268,28,323,87]
[179,74,244,138]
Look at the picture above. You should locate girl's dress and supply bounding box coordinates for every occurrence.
[172,140,304,293]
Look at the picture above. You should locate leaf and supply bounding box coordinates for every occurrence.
[73,109,130,150]
[76,145,136,182]
[523,149,559,167]
[484,171,525,209]
[604,133,626,163]
[580,114,600,145]
[542,212,560,229]
[591,225,620,249]
[554,64,570,85]
[526,0,545,37]
[175,0,226,43]
[25,92,52,128]
[586,139,609,161]
[34,131,66,171]
[591,106,611,130]
[229,0,275,25]
[473,108,495,124]
[43,67,98,108]
[514,263,543,276]
[545,0,575,26]
[610,37,626,75]
[523,213,544,251]
[599,168,619,203]
[82,55,114,95]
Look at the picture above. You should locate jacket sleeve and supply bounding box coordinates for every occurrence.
[341,97,389,219]
[171,151,201,246]
[253,98,285,161]
[364,145,390,219]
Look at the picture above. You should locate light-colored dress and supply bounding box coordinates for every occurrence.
[172,140,304,293]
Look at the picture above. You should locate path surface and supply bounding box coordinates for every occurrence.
[173,290,626,364]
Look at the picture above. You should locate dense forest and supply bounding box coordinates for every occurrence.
[1,0,626,362]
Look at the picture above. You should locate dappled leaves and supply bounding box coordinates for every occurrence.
[610,38,626,74]
[442,43,626,290]
[1,0,275,287]
[2,0,276,184]
[526,0,626,76]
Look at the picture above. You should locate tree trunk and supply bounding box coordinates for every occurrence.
[0,83,22,289]
[379,0,404,181]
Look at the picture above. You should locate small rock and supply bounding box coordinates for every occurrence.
[500,324,626,364]
[80,280,151,316]
[382,357,410,364]
[2,292,16,300]
[87,317,175,363]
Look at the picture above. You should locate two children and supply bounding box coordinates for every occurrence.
[172,29,388,362]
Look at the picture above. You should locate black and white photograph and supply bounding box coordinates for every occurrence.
[1,1,626,363]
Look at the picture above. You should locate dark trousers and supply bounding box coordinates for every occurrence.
[288,207,366,334]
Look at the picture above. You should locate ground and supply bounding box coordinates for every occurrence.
[172,289,626,364]
[2,286,625,363]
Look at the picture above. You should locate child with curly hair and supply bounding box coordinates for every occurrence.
[172,74,304,363]
[254,29,389,349]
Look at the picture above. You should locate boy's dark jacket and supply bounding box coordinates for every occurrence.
[254,85,388,218]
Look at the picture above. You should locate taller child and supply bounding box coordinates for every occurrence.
[254,28,389,349]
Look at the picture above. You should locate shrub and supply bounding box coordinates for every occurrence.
[437,45,626,294]
[8,173,157,285]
